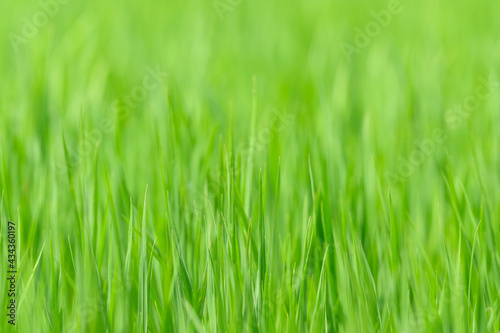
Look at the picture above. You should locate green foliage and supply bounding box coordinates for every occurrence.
[0,0,499,331]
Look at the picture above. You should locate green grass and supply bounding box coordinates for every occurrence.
[1,0,500,331]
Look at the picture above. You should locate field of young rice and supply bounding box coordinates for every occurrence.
[1,0,499,331]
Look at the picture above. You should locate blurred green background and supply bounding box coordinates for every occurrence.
[1,0,499,331]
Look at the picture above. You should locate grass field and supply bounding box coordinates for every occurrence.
[1,0,500,331]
